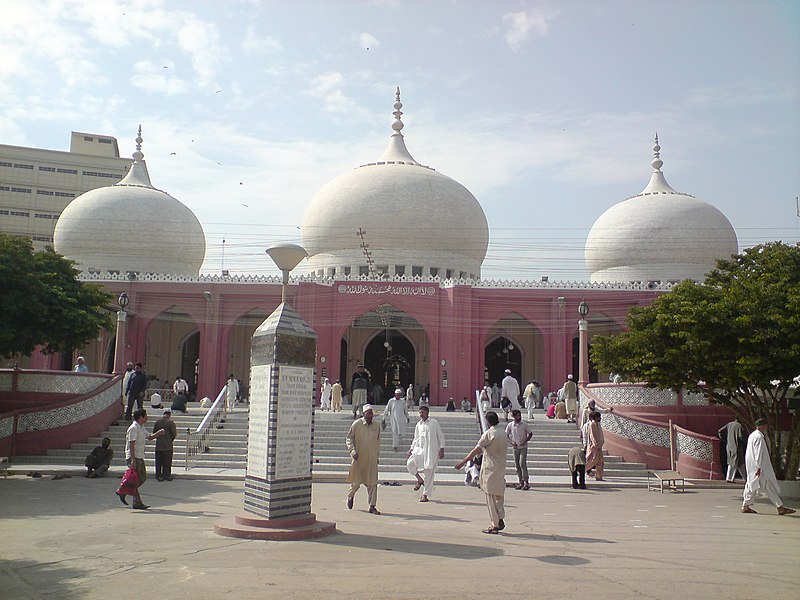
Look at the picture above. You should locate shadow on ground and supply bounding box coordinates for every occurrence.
[0,558,88,600]
[312,532,503,559]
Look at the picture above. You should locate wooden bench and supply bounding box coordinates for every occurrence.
[647,470,685,493]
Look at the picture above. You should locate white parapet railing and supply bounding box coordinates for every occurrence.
[184,384,228,470]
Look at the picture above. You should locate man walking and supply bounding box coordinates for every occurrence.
[124,362,148,421]
[345,404,381,514]
[741,418,795,515]
[320,377,332,411]
[500,369,521,419]
[153,409,177,482]
[118,409,164,509]
[121,362,134,412]
[455,411,508,534]
[226,374,239,412]
[560,374,578,423]
[585,412,605,480]
[719,417,745,483]
[351,365,371,418]
[383,388,409,451]
[331,380,343,412]
[407,405,445,502]
[506,409,532,490]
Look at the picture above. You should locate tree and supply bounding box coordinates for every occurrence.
[0,234,114,359]
[591,242,800,479]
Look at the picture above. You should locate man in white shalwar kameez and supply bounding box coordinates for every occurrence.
[225,374,239,412]
[741,418,795,515]
[383,388,409,450]
[406,405,445,502]
[560,374,578,423]
[500,369,521,420]
[319,378,332,411]
[406,384,415,410]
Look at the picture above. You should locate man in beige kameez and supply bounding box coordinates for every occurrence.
[345,404,381,514]
[585,412,605,480]
[455,410,509,534]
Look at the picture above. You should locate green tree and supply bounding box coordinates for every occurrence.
[591,242,800,479]
[0,234,114,359]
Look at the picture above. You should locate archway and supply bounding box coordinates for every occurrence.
[484,336,522,388]
[227,309,269,399]
[484,313,543,387]
[181,331,200,398]
[364,331,415,403]
[144,305,199,391]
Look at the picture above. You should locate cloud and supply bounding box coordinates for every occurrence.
[357,33,379,50]
[242,24,282,54]
[502,9,553,51]
[130,60,190,95]
[177,17,227,88]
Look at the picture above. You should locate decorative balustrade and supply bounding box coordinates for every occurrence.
[184,384,228,470]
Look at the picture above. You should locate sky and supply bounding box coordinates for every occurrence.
[1,0,798,280]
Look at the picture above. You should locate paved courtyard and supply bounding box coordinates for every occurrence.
[1,475,798,600]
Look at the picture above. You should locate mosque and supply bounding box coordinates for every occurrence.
[29,91,738,405]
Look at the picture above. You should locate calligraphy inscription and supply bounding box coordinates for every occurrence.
[337,284,436,296]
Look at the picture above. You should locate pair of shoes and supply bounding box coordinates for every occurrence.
[419,495,429,503]
[741,505,757,514]
[497,519,505,531]
[580,484,587,489]
[413,480,424,491]
[132,503,150,510]
[778,506,796,516]
[116,492,129,506]
[522,483,530,491]
[482,527,499,534]
[157,476,164,482]
[513,483,522,490]
[347,496,353,510]
[368,506,381,515]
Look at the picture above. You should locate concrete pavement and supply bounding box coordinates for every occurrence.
[1,473,798,600]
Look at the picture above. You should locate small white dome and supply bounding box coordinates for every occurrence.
[54,128,206,276]
[585,136,738,283]
[301,89,489,278]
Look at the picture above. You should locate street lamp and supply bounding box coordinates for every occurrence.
[578,299,589,387]
[266,243,308,303]
[113,292,130,374]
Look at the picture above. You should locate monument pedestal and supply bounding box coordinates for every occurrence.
[214,513,336,541]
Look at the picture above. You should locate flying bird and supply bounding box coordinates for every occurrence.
[170,152,176,155]
[242,203,249,208]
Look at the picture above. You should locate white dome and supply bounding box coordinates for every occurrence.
[585,137,738,283]
[301,90,489,279]
[54,129,206,276]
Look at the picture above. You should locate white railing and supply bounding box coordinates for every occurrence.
[184,385,228,470]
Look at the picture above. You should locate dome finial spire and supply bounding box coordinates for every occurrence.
[651,132,663,171]
[391,86,404,135]
[133,125,144,162]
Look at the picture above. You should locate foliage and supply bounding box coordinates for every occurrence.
[591,242,800,479]
[0,235,114,358]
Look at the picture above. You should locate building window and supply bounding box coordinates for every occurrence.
[10,211,30,217]
[446,269,453,279]
[412,266,423,277]
[0,161,12,168]
[10,187,31,193]
[395,265,405,276]
[358,266,369,276]
[0,210,9,215]
[0,186,9,191]
[343,266,351,276]
[54,191,75,198]
[377,265,388,276]
[430,267,439,277]
[32,235,53,242]
[98,138,112,144]
[37,190,55,196]
[34,213,55,219]
[57,168,78,174]
[82,171,120,179]
[84,136,94,141]
[460,271,467,279]
[38,166,56,172]
[13,163,33,170]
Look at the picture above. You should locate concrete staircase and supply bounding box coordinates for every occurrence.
[9,406,647,481]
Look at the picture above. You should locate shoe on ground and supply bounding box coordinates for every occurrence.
[580,484,587,489]
[116,492,129,506]
[522,483,530,491]
[132,503,150,510]
[778,506,796,516]
[572,483,579,489]
[513,483,522,490]
[165,476,173,481]
[482,527,499,534]
[497,519,505,531]
[741,505,757,514]
[347,496,353,510]
[368,506,381,515]
[157,476,164,482]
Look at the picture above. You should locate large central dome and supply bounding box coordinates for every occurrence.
[301,89,489,280]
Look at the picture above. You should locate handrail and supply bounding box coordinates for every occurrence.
[475,389,488,434]
[184,385,228,470]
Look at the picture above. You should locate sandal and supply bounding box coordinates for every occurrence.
[413,480,424,491]
[482,527,500,534]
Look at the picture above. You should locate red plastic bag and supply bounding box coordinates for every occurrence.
[117,466,140,496]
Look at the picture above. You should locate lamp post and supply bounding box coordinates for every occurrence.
[266,243,308,303]
[577,299,589,387]
[113,292,129,375]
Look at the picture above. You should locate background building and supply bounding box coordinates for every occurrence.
[0,132,131,250]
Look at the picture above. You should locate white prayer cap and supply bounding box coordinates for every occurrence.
[568,374,573,379]
[362,404,373,413]
[395,388,404,394]
[504,369,511,374]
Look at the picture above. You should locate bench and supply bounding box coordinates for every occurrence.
[647,470,685,493]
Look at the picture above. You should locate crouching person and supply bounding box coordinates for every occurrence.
[85,437,113,478]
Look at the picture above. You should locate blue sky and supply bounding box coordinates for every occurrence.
[1,0,798,279]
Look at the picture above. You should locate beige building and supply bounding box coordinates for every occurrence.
[0,132,131,250]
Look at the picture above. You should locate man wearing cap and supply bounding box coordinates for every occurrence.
[742,418,795,515]
[320,377,332,411]
[73,356,89,373]
[153,409,177,482]
[500,369,521,421]
[407,405,445,502]
[345,404,381,514]
[560,374,578,423]
[383,388,409,451]
[351,365,371,419]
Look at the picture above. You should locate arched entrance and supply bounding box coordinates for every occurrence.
[484,313,543,387]
[484,336,522,387]
[181,332,200,398]
[144,306,200,390]
[364,331,415,403]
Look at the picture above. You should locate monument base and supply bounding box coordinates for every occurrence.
[214,512,337,541]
